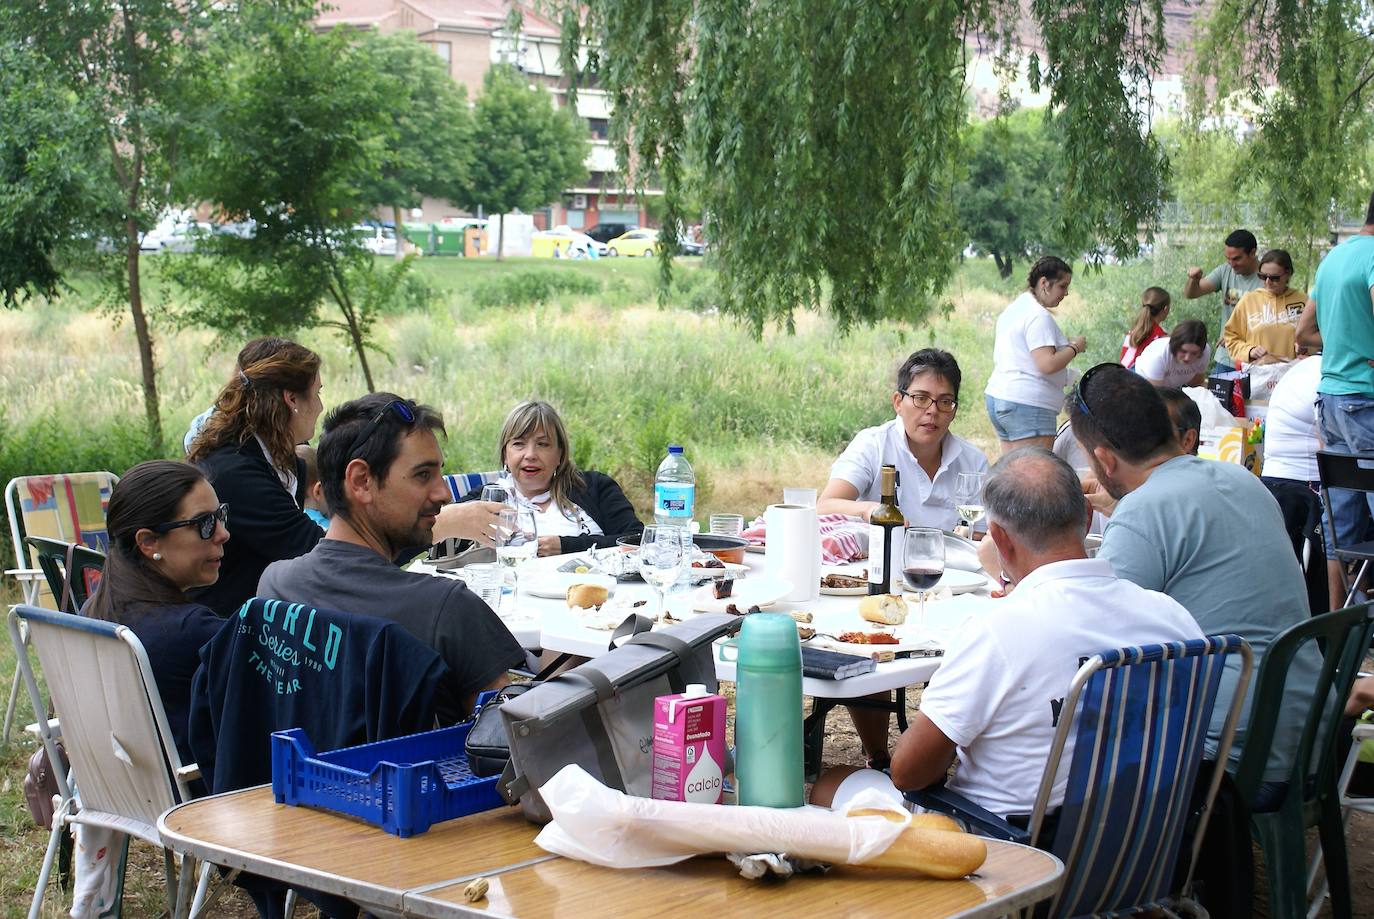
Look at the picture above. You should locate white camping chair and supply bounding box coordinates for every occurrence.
[8,605,229,919]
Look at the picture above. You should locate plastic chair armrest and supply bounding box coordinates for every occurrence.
[175,763,201,782]
[904,784,1031,844]
[25,718,60,738]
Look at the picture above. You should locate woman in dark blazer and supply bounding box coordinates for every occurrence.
[186,337,325,615]
[461,400,644,555]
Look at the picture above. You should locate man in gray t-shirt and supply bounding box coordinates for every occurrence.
[1070,364,1319,801]
[1184,228,1261,371]
[258,392,527,725]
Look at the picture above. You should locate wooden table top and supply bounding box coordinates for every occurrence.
[159,787,1063,919]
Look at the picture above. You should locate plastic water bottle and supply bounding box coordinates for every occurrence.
[653,444,696,528]
[734,613,804,808]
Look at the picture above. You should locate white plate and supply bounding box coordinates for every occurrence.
[820,584,868,597]
[522,572,617,601]
[807,632,941,658]
[689,574,792,613]
[687,561,749,580]
[900,567,989,596]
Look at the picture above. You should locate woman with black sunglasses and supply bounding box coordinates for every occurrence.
[85,460,230,770]
[1221,248,1308,366]
[188,337,327,615]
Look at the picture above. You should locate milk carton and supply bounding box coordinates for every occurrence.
[651,684,726,804]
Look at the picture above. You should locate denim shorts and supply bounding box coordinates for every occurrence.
[985,395,1059,442]
[1316,393,1374,556]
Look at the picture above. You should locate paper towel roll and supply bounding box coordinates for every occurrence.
[765,503,820,602]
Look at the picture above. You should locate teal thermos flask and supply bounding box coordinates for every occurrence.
[734,612,804,807]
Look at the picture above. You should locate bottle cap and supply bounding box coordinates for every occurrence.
[683,683,707,698]
[737,613,801,672]
[668,444,684,454]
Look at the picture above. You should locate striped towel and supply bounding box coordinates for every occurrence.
[742,513,869,565]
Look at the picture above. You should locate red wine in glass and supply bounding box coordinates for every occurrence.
[902,566,944,591]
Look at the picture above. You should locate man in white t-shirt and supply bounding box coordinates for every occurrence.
[889,447,1203,817]
[818,348,990,532]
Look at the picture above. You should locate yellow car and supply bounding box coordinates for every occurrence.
[606,228,659,257]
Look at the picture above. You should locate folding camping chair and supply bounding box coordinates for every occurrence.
[909,635,1252,917]
[7,605,223,919]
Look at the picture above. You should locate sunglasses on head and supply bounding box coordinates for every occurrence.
[153,503,228,540]
[1071,364,1121,450]
[347,399,418,458]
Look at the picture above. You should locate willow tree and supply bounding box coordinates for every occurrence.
[549,0,1169,332]
[1196,0,1374,252]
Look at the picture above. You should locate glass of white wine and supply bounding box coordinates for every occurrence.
[638,526,689,622]
[954,471,986,536]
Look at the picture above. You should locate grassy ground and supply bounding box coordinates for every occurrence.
[8,245,1355,916]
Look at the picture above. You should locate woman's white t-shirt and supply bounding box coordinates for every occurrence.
[1260,355,1322,482]
[984,291,1070,411]
[1134,337,1211,388]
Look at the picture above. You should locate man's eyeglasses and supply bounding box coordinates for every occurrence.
[1071,364,1120,449]
[153,503,228,540]
[900,391,958,413]
[347,399,417,457]
[1258,272,1285,283]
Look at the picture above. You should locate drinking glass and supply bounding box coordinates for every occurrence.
[480,483,510,504]
[495,507,538,568]
[954,472,986,535]
[639,525,689,621]
[783,487,817,507]
[709,513,745,537]
[901,527,946,631]
[465,562,505,613]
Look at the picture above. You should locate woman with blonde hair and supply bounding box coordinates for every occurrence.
[187,337,327,614]
[461,400,643,556]
[1119,286,1171,369]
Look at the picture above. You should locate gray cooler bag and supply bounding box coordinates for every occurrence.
[497,613,739,823]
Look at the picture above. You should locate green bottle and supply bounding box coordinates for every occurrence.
[734,613,804,807]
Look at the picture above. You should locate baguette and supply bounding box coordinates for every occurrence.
[845,812,986,877]
[858,593,908,626]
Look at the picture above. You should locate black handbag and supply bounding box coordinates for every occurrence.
[466,683,538,777]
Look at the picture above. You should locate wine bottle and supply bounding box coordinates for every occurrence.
[868,464,904,595]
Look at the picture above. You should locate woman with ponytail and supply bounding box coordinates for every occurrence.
[187,337,325,615]
[1119,287,1171,369]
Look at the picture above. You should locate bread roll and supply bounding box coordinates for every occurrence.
[566,583,609,609]
[858,593,908,626]
[846,813,986,877]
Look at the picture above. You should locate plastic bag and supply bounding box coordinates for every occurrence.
[532,764,908,869]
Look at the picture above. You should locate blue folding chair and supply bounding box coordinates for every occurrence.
[909,635,1252,918]
[443,471,503,503]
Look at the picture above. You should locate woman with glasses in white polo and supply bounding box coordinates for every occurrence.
[1221,248,1308,366]
[984,255,1087,455]
[818,348,990,533]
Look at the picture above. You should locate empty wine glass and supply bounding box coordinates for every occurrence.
[638,526,689,621]
[954,472,986,535]
[480,483,510,504]
[494,506,538,600]
[901,527,946,631]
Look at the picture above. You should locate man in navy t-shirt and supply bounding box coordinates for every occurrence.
[259,392,527,725]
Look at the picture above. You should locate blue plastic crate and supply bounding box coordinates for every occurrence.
[270,721,505,837]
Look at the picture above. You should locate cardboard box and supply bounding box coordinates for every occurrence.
[1198,425,1261,476]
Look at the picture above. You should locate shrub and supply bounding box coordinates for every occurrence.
[469,269,601,309]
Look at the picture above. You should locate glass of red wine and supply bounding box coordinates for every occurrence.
[902,527,946,632]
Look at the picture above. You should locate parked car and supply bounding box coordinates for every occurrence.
[677,238,705,257]
[547,225,609,257]
[353,224,397,256]
[607,228,658,258]
[584,222,638,244]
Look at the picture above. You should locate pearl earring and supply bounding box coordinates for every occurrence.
[293,408,299,414]
[152,552,162,561]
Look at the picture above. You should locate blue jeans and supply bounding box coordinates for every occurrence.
[1316,393,1374,555]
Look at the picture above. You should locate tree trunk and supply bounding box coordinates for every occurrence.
[392,204,406,261]
[346,312,376,393]
[125,220,163,450]
[497,212,506,261]
[994,251,1014,279]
